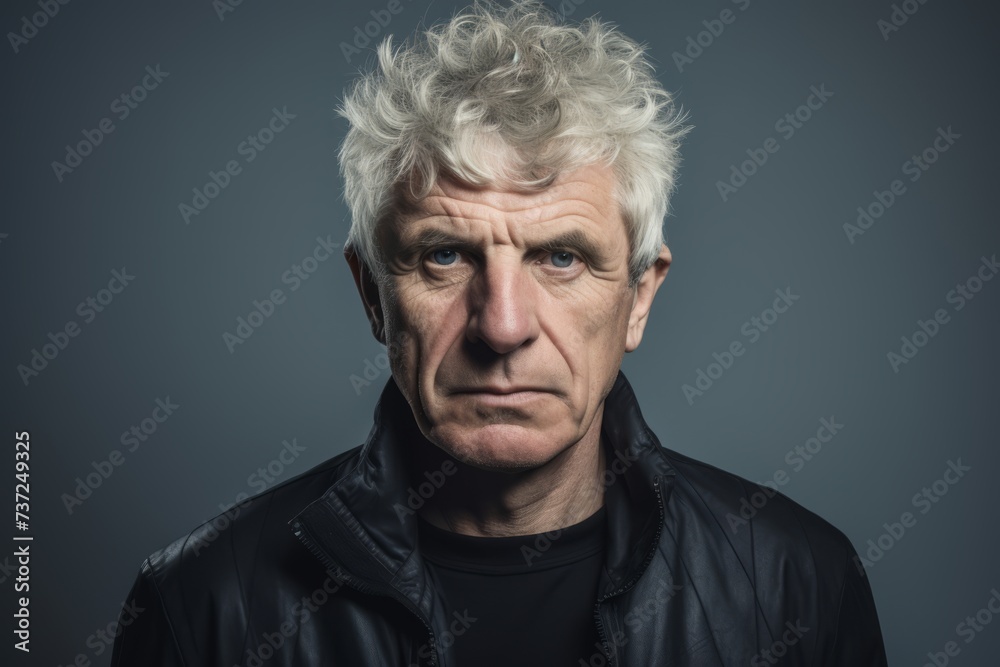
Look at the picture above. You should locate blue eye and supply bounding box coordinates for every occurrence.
[550,251,575,268]
[431,249,458,265]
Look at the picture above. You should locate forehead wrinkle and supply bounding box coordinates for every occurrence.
[410,193,614,243]
[409,197,507,245]
[429,168,614,212]
[395,163,624,252]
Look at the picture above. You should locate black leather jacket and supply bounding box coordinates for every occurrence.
[111,371,888,666]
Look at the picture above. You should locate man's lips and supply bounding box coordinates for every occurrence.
[453,386,549,395]
[453,388,549,406]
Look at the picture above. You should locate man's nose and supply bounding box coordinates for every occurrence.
[465,261,539,355]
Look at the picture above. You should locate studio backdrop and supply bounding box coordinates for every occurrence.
[2,0,998,664]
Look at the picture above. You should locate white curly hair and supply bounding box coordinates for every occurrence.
[338,0,690,288]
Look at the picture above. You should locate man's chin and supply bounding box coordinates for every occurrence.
[427,423,566,473]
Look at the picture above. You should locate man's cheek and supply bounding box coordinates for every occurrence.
[386,329,415,374]
[576,296,623,341]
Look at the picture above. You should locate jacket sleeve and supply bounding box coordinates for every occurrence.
[824,547,889,666]
[110,559,186,667]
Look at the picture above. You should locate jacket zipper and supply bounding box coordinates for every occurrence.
[291,519,440,666]
[592,476,666,667]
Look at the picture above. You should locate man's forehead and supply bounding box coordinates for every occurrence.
[390,164,623,240]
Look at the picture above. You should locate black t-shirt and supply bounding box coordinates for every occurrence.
[417,505,608,667]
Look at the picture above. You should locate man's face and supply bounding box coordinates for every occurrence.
[348,163,670,472]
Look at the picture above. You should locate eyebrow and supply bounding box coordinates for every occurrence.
[399,227,608,263]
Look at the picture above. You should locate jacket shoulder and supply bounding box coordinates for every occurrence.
[651,446,887,663]
[118,444,365,659]
[140,445,362,607]
[112,446,362,667]
[145,442,363,578]
[658,445,857,579]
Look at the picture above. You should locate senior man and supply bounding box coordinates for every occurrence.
[112,1,888,665]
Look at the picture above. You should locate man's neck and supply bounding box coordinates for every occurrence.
[412,417,609,538]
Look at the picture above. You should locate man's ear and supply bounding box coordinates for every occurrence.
[625,243,672,353]
[345,245,387,345]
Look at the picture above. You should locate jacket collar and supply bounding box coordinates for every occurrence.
[290,369,675,615]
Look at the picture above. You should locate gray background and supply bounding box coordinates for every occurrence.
[2,0,998,664]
